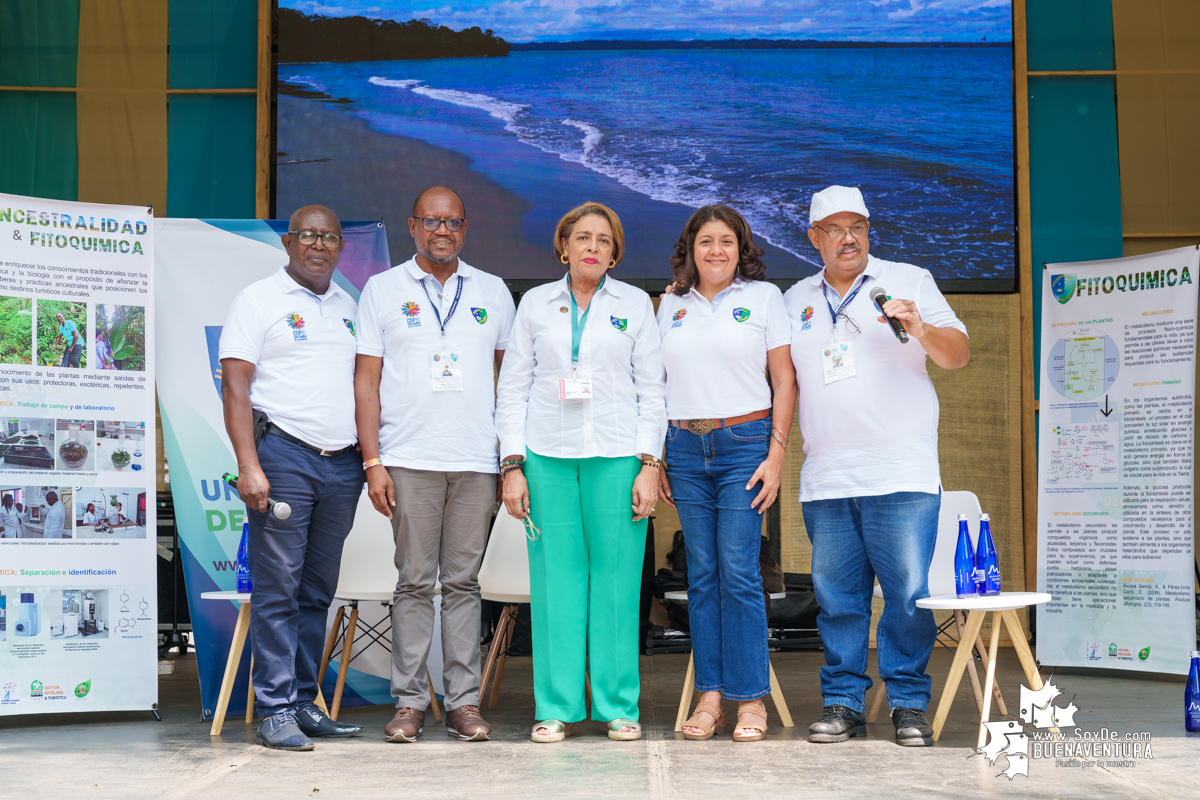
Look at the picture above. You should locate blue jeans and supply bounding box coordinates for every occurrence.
[247,432,365,716]
[665,418,770,701]
[803,491,940,713]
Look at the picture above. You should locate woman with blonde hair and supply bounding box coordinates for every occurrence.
[496,201,666,743]
[658,204,796,741]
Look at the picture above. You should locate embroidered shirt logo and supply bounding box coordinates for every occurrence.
[285,313,307,341]
[732,308,751,323]
[559,306,569,313]
[402,301,421,327]
[472,307,488,324]
[610,316,627,332]
[800,304,814,331]
[343,318,356,337]
[671,308,687,329]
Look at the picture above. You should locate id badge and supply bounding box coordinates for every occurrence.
[558,365,592,401]
[821,339,857,384]
[429,344,464,392]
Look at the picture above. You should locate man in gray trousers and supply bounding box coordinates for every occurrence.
[354,186,515,742]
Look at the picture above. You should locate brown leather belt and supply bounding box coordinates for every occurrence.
[669,409,771,435]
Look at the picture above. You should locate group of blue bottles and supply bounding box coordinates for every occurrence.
[1187,650,1200,733]
[954,513,1001,598]
[236,522,253,594]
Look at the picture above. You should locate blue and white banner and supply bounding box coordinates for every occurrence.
[155,219,395,719]
[0,192,157,716]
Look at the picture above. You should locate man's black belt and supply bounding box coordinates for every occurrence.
[266,424,357,458]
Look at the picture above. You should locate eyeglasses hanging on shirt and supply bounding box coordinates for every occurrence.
[820,281,863,385]
[421,276,465,392]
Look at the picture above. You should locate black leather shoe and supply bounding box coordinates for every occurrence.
[891,707,934,747]
[257,710,315,751]
[808,704,867,743]
[297,702,363,737]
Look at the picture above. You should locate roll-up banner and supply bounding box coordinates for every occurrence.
[1037,245,1199,674]
[0,192,157,715]
[155,219,395,719]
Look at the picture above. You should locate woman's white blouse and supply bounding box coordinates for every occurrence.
[496,274,667,460]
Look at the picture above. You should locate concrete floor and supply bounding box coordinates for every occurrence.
[1,647,1195,799]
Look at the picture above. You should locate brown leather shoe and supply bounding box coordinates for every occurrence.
[445,705,491,741]
[384,707,425,743]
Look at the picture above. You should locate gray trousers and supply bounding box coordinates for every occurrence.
[388,466,495,711]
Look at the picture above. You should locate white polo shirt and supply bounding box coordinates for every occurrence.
[496,273,666,459]
[656,278,791,419]
[356,258,515,473]
[218,266,359,451]
[784,254,967,502]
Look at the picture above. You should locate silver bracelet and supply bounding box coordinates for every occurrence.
[770,431,788,451]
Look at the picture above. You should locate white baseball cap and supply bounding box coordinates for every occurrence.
[809,185,870,225]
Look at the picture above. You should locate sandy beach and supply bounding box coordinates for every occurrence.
[277,95,548,279]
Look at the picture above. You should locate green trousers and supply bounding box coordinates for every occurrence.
[525,449,646,723]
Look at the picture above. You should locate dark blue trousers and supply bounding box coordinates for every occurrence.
[247,433,364,717]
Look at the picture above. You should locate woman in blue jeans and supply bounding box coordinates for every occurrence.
[656,205,796,741]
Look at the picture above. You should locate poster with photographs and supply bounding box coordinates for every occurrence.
[0,192,156,717]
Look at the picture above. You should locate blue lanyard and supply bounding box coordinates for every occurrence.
[420,275,463,338]
[821,279,866,330]
[568,273,605,363]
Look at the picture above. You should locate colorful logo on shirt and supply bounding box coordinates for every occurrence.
[472,307,488,324]
[732,307,751,323]
[285,312,307,341]
[343,318,356,337]
[670,308,687,328]
[800,304,814,331]
[402,301,421,327]
[559,306,569,313]
[610,316,627,332]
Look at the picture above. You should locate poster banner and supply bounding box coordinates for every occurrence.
[0,192,157,715]
[155,219,394,719]
[1037,245,1199,674]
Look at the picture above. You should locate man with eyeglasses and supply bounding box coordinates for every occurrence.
[782,185,969,748]
[219,204,366,750]
[355,186,515,743]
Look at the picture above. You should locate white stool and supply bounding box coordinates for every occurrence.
[917,592,1052,744]
[664,590,794,731]
[478,506,531,710]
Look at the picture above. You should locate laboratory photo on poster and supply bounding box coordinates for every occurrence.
[275,1,1014,289]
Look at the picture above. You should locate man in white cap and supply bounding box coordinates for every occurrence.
[783,185,968,747]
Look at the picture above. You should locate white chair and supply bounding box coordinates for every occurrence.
[477,504,531,709]
[865,490,1008,722]
[317,488,441,721]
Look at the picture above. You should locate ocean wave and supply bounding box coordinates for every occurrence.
[369,77,421,89]
[561,119,602,156]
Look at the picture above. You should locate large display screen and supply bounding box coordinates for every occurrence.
[275,2,1014,290]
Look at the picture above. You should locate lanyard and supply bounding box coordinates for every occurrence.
[420,275,463,338]
[568,273,605,363]
[821,278,866,331]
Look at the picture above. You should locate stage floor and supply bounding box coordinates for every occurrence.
[0,647,1193,799]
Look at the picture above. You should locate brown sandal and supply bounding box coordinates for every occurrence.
[733,700,767,742]
[682,701,727,741]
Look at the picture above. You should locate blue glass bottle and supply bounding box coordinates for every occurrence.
[954,514,978,599]
[1187,650,1200,733]
[976,513,1001,595]
[236,522,253,594]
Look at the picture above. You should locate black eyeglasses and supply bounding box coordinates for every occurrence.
[289,230,344,248]
[413,217,465,232]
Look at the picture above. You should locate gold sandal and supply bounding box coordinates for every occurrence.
[531,719,571,743]
[733,699,767,742]
[682,701,727,741]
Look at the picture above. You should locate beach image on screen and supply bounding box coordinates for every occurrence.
[276,1,1014,288]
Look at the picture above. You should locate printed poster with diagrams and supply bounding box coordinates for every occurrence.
[1037,245,1198,674]
[0,192,156,716]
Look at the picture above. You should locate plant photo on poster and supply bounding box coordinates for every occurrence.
[0,295,33,365]
[95,304,146,372]
[35,299,87,369]
[276,1,1014,288]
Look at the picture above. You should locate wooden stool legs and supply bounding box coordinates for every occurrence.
[210,601,251,736]
[673,651,793,732]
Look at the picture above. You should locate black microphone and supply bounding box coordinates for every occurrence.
[870,286,909,344]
